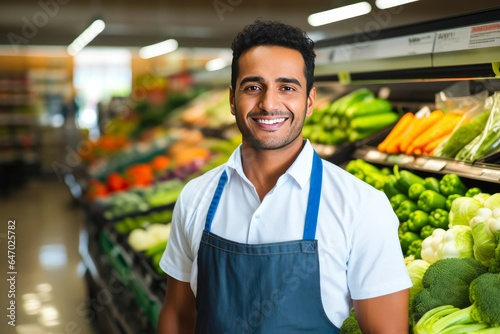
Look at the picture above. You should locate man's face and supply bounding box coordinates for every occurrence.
[230,45,315,151]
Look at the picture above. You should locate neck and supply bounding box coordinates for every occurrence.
[240,139,305,202]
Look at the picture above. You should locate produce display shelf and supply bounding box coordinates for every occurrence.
[353,146,500,184]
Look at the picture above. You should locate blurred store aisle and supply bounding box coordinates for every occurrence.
[0,178,101,334]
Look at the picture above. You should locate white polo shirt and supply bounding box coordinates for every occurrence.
[160,140,412,327]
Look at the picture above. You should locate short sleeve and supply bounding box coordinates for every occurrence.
[347,191,412,300]
[159,190,194,282]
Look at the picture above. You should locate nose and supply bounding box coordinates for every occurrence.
[258,88,280,112]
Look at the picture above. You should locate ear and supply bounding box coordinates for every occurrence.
[229,86,236,115]
[306,87,316,117]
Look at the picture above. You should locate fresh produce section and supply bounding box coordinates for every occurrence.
[343,158,500,333]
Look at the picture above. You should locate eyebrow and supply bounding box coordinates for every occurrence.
[239,76,302,88]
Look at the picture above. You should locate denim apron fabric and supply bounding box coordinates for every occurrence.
[195,152,340,333]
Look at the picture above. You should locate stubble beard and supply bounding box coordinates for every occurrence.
[233,104,307,151]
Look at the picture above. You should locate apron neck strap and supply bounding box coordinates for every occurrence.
[204,170,228,232]
[302,151,323,240]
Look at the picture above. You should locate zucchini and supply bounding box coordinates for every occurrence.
[345,98,392,119]
[350,112,400,131]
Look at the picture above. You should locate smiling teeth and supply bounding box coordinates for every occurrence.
[257,118,286,125]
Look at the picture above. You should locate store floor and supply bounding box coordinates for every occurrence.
[1,178,102,334]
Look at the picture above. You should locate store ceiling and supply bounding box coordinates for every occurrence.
[0,0,499,52]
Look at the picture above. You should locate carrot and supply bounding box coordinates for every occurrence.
[399,110,444,153]
[378,112,414,152]
[385,115,424,154]
[405,112,462,155]
[423,132,452,154]
[413,148,423,156]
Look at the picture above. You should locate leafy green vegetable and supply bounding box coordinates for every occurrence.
[414,273,500,333]
[470,208,500,268]
[412,257,488,323]
[340,308,362,334]
[441,225,475,260]
[449,197,483,227]
[406,259,431,330]
[484,194,500,211]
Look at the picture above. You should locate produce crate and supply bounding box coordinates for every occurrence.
[100,230,133,288]
[135,251,168,297]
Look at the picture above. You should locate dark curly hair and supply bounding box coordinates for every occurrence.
[231,19,315,95]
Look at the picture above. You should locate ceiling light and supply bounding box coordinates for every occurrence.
[67,19,105,56]
[205,58,228,71]
[308,2,372,27]
[375,0,419,9]
[139,39,178,59]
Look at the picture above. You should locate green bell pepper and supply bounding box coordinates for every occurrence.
[396,200,418,222]
[398,221,409,236]
[390,194,409,210]
[465,187,482,197]
[428,208,449,229]
[407,239,423,259]
[446,194,462,211]
[424,177,441,193]
[420,225,435,240]
[408,210,429,232]
[400,231,421,254]
[408,183,427,201]
[439,174,467,196]
[393,165,425,194]
[364,174,385,190]
[417,190,447,213]
[383,175,404,199]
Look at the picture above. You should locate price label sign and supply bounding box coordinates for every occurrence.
[481,169,500,181]
[365,150,387,161]
[434,21,500,53]
[423,159,447,171]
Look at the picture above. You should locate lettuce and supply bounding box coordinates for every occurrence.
[449,197,483,227]
[484,193,500,210]
[470,207,500,267]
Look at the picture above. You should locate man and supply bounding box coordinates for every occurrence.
[158,20,411,333]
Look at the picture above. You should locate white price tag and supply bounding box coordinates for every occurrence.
[365,150,387,161]
[423,159,447,171]
[434,21,500,53]
[481,169,500,181]
[332,33,435,63]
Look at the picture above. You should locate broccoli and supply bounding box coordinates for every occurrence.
[412,257,488,323]
[414,272,500,333]
[340,308,362,334]
[489,231,500,274]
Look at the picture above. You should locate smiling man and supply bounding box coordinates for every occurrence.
[158,20,412,334]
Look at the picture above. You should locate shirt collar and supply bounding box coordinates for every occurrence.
[225,140,314,189]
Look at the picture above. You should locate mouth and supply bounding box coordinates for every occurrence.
[255,117,287,125]
[252,117,289,130]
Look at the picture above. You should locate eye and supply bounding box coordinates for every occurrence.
[244,85,261,91]
[280,86,295,91]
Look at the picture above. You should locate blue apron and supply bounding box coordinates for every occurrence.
[195,152,339,333]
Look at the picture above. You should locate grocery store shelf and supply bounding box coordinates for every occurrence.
[314,7,500,83]
[353,146,500,184]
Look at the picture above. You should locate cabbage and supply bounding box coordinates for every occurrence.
[128,229,158,251]
[470,207,500,267]
[449,197,483,226]
[406,259,430,301]
[473,193,491,205]
[484,193,500,210]
[406,259,430,329]
[440,225,474,259]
